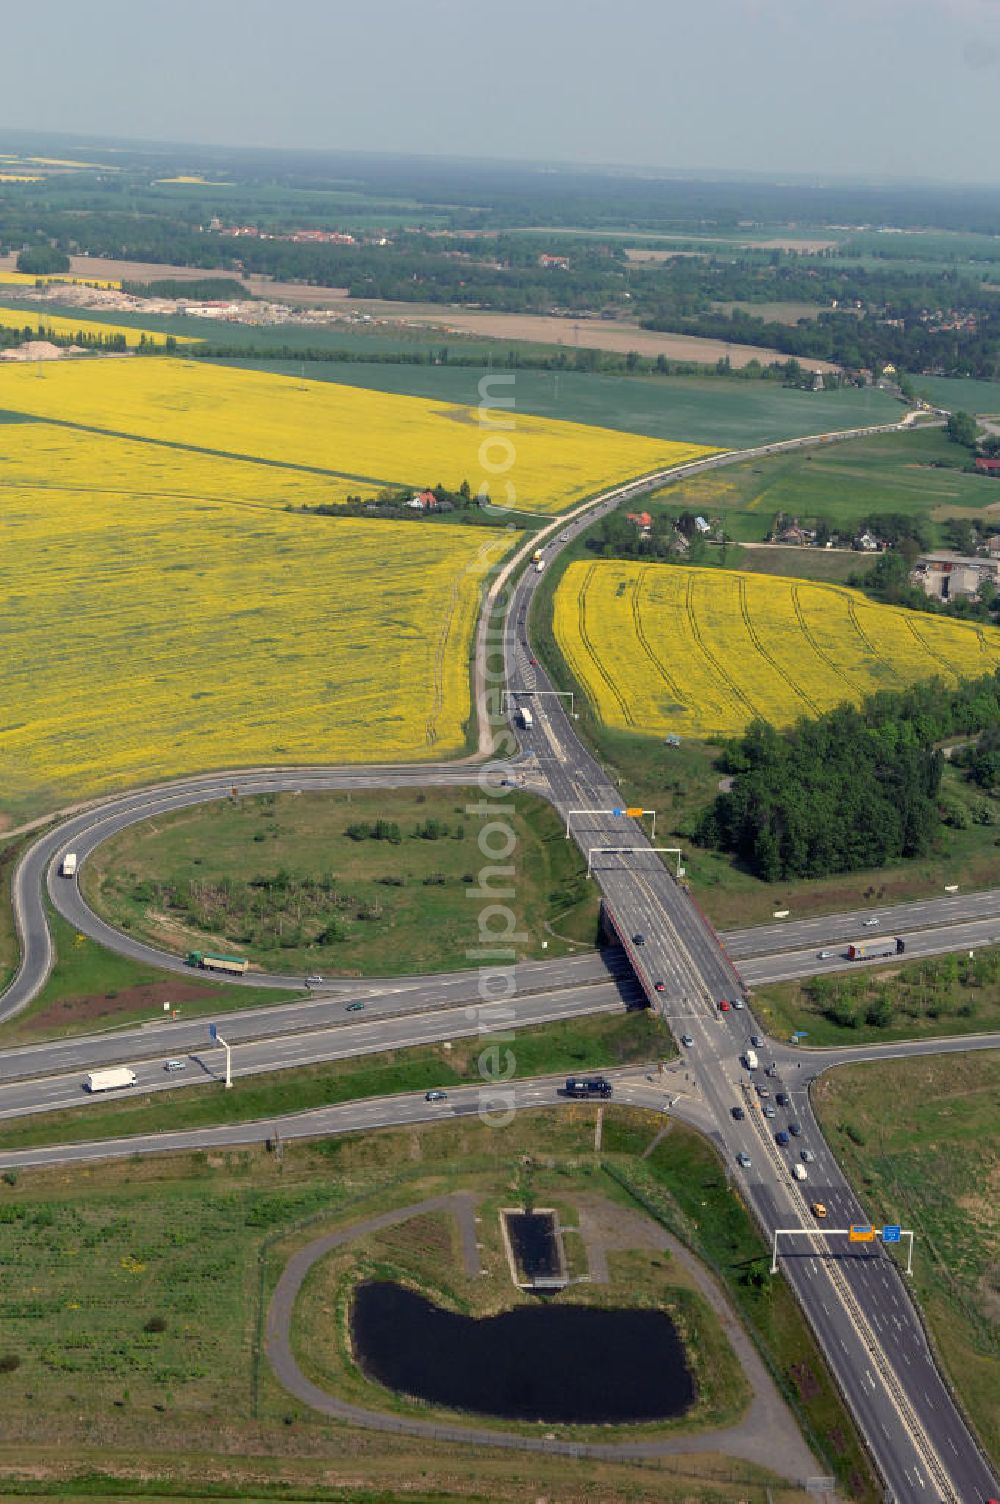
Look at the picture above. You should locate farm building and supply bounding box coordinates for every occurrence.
[913,551,1000,601]
[975,457,1000,476]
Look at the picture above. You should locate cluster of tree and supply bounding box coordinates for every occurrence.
[952,724,1000,791]
[584,508,731,565]
[15,245,70,275]
[292,479,505,528]
[693,670,1000,880]
[4,321,178,354]
[122,277,252,301]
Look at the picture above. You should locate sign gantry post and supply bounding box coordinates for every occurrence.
[209,1022,232,1090]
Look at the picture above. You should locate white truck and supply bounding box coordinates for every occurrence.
[743,1048,759,1072]
[519,706,534,729]
[85,1067,138,1093]
[60,852,78,878]
[534,559,545,573]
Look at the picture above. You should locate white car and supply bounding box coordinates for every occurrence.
[792,1164,808,1181]
[818,949,832,959]
[862,918,880,928]
[164,1059,186,1073]
[801,1148,816,1163]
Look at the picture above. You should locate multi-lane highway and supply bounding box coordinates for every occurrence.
[1,417,997,1501]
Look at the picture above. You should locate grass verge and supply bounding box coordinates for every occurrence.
[83,787,600,977]
[753,945,1000,1046]
[2,908,290,1046]
[0,1008,668,1151]
[813,1051,999,1469]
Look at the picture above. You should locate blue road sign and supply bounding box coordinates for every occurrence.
[209,1023,217,1042]
[882,1224,901,1244]
[612,808,623,817]
[791,1030,809,1039]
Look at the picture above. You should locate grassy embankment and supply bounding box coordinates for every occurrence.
[83,787,600,978]
[0,1107,877,1502]
[814,1051,999,1468]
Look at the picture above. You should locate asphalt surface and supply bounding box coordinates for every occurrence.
[2,416,997,1499]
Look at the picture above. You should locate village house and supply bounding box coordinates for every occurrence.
[406,490,439,511]
[974,457,1000,477]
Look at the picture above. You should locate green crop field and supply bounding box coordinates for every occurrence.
[814,1052,1000,1470]
[84,787,600,977]
[912,374,1000,417]
[218,357,901,447]
[646,425,992,545]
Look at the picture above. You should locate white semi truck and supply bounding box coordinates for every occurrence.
[85,1067,138,1093]
[60,852,78,877]
[518,706,534,729]
[743,1048,759,1071]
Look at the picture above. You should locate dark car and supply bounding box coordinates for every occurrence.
[750,1034,764,1048]
[775,1130,790,1147]
[345,1000,365,1013]
[633,933,645,946]
[788,1121,803,1136]
[776,1092,789,1107]
[425,1090,447,1103]
[731,1105,745,1121]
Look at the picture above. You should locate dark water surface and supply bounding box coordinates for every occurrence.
[351,1281,695,1423]
[506,1211,562,1282]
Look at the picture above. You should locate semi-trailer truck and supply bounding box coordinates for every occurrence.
[60,852,78,877]
[518,706,533,729]
[186,951,250,976]
[564,1076,612,1099]
[85,1067,137,1093]
[847,937,905,961]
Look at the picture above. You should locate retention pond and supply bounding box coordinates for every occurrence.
[351,1280,695,1424]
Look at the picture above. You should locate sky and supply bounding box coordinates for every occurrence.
[4,0,1000,184]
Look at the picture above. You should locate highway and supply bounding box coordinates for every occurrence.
[1,416,997,1500]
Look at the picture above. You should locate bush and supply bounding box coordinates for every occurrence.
[0,1354,21,1373]
[144,1315,166,1333]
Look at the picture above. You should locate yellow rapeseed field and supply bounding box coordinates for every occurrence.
[554,562,1000,737]
[0,477,506,820]
[0,357,714,512]
[0,271,122,288]
[0,307,193,347]
[0,421,375,511]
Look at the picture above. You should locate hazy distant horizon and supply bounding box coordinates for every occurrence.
[3,0,999,188]
[1,123,997,199]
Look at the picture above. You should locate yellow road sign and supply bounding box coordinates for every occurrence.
[625,806,644,818]
[849,1224,875,1243]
